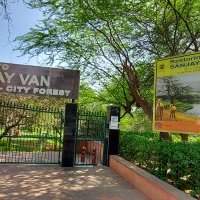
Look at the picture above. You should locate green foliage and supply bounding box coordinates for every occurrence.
[136,62,154,103]
[120,109,152,132]
[97,77,135,117]
[12,0,200,118]
[120,131,200,198]
[0,137,60,152]
[78,82,102,108]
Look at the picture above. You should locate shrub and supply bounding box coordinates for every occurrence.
[120,131,200,198]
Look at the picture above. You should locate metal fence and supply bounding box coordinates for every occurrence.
[0,101,63,164]
[74,108,108,165]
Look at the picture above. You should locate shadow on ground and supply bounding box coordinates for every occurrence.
[0,165,148,200]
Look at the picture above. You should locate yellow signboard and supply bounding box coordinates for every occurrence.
[153,52,200,134]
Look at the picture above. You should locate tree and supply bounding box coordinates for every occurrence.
[0,109,30,139]
[15,0,200,123]
[158,77,191,104]
[78,82,98,106]
[16,0,154,118]
[97,75,142,118]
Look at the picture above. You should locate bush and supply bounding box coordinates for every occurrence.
[120,110,152,132]
[120,131,200,198]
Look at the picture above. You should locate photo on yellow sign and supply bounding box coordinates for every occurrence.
[153,52,200,134]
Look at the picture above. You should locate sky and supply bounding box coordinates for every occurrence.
[0,1,43,66]
[157,72,200,96]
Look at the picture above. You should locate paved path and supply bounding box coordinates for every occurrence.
[0,165,149,200]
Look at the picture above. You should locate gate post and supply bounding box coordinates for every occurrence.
[106,105,120,166]
[61,103,77,167]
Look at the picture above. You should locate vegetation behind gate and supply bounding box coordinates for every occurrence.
[120,131,200,198]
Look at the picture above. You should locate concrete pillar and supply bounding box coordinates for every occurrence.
[61,103,77,167]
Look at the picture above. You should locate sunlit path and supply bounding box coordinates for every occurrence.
[0,165,149,200]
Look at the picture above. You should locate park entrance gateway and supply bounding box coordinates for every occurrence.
[0,62,116,166]
[74,108,107,165]
[0,62,80,164]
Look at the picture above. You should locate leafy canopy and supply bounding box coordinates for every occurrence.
[16,0,200,118]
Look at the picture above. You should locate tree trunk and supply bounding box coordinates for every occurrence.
[124,61,172,141]
[128,75,171,141]
[124,63,153,119]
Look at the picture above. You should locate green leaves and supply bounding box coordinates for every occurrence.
[14,0,200,118]
[120,131,200,198]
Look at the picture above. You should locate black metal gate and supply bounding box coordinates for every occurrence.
[0,101,63,164]
[74,108,108,166]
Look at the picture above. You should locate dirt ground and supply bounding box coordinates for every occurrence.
[155,109,200,133]
[0,165,149,200]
